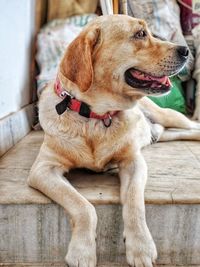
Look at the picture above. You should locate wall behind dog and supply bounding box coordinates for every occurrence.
[0,0,35,119]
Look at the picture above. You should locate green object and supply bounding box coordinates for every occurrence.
[148,76,186,114]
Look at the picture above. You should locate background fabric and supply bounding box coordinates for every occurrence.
[47,0,98,21]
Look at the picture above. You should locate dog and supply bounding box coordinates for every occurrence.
[28,15,200,267]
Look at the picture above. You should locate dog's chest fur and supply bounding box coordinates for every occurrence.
[43,118,134,171]
[39,86,152,172]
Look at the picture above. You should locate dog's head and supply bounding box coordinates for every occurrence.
[59,15,188,112]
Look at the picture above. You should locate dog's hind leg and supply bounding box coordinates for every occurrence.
[140,97,200,130]
[159,128,200,141]
[28,146,97,267]
[148,122,200,142]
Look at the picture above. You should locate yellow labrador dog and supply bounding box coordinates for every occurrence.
[28,15,200,267]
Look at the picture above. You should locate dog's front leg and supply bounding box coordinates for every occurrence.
[119,151,157,267]
[28,162,97,267]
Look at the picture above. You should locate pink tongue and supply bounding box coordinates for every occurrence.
[165,77,171,87]
[131,70,171,86]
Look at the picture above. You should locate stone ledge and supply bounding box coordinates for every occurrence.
[0,104,35,157]
[0,204,200,265]
[0,131,200,205]
[0,264,198,267]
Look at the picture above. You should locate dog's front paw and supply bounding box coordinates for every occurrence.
[124,227,157,267]
[65,235,96,267]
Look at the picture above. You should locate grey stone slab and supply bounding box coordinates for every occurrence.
[0,204,200,266]
[1,131,200,205]
[0,104,35,157]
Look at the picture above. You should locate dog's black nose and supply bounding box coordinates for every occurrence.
[177,46,189,59]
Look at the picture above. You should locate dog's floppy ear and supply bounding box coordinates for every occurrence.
[60,27,100,92]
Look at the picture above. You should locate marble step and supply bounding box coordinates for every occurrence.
[0,131,200,266]
[0,264,198,267]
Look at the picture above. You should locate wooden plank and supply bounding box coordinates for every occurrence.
[30,0,48,104]
[113,0,119,14]
[35,0,48,34]
[47,0,98,21]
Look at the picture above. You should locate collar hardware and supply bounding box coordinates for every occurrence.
[103,115,112,127]
[60,90,68,98]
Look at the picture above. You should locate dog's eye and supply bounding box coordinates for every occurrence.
[134,30,147,39]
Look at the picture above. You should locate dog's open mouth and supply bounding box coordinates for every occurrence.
[125,68,171,95]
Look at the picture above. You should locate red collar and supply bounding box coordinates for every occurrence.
[54,77,118,127]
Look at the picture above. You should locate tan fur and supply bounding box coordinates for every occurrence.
[28,15,200,267]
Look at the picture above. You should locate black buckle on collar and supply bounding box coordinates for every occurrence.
[55,95,71,115]
[79,102,91,118]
